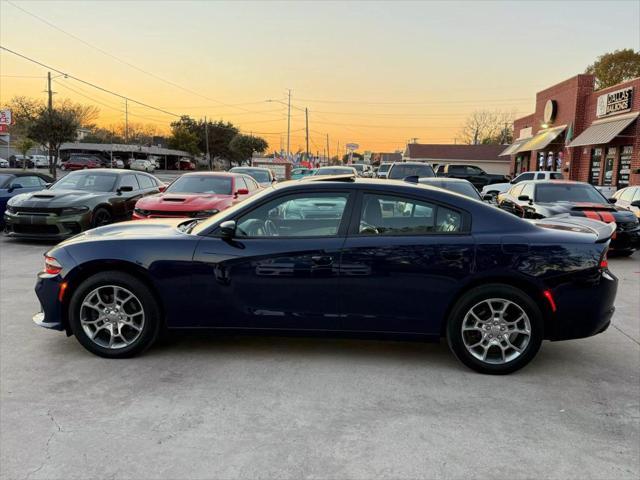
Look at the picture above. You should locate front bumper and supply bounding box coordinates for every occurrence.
[547,269,618,341]
[33,273,66,331]
[4,210,92,239]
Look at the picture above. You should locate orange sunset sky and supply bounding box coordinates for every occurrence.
[1,0,639,154]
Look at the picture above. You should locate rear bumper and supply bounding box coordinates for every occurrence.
[547,269,618,341]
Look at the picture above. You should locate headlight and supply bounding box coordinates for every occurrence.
[192,209,219,218]
[60,206,90,216]
[134,208,150,216]
[6,206,16,214]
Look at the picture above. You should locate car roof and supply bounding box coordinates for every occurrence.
[391,162,430,166]
[231,166,271,171]
[418,177,473,184]
[519,179,587,186]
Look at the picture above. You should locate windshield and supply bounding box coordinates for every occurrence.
[51,172,117,192]
[378,164,391,173]
[388,164,435,179]
[166,175,232,195]
[0,174,12,188]
[536,183,607,204]
[421,180,480,199]
[314,167,354,175]
[232,168,271,183]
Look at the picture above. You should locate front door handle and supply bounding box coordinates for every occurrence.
[311,255,333,266]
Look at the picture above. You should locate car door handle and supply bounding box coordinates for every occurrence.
[311,255,333,266]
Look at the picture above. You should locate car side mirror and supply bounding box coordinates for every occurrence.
[518,195,531,202]
[118,185,134,194]
[236,188,249,196]
[158,184,168,192]
[608,197,617,204]
[482,194,494,201]
[630,200,640,208]
[219,220,236,238]
[272,178,277,183]
[44,183,52,189]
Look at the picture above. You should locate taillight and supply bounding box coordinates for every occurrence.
[600,249,609,269]
[44,256,62,275]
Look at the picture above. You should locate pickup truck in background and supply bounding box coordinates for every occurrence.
[435,164,509,190]
[480,170,564,198]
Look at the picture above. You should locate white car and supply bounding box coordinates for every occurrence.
[30,155,50,168]
[0,157,8,168]
[130,159,156,172]
[376,162,393,178]
[481,171,564,198]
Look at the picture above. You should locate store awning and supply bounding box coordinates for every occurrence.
[568,112,639,148]
[514,125,566,153]
[499,138,529,156]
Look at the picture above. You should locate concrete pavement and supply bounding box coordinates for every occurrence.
[0,237,638,480]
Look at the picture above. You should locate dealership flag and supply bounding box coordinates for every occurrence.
[565,122,574,146]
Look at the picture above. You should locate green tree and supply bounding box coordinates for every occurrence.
[28,108,80,179]
[342,152,364,164]
[170,116,240,169]
[167,124,201,156]
[229,134,268,163]
[586,49,640,90]
[16,137,36,170]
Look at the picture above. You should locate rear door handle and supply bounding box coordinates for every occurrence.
[311,255,333,266]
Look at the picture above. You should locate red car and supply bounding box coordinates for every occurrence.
[60,156,102,171]
[132,172,261,220]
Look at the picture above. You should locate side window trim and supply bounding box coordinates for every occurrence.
[347,189,471,237]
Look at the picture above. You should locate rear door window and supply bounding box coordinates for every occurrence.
[119,174,140,190]
[136,174,155,189]
[358,193,463,235]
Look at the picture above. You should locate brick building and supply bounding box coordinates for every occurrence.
[501,74,639,189]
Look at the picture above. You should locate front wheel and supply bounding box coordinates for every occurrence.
[91,207,112,228]
[447,284,543,374]
[68,272,161,358]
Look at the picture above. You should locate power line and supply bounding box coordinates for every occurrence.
[4,0,281,117]
[296,97,531,105]
[0,45,180,118]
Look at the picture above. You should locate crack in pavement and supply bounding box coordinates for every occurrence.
[23,409,62,480]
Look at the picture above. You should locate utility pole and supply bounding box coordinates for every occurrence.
[326,134,330,166]
[286,89,291,161]
[125,98,129,144]
[337,141,340,163]
[47,71,54,178]
[305,107,309,163]
[205,116,211,171]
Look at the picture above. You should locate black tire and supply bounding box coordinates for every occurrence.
[68,271,160,358]
[91,207,112,228]
[446,284,543,375]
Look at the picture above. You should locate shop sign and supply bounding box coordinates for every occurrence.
[0,109,11,125]
[596,87,633,117]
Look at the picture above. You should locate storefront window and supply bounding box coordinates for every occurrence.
[617,146,633,188]
[602,147,616,186]
[589,148,603,185]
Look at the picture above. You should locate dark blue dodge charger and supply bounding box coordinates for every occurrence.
[34,176,618,374]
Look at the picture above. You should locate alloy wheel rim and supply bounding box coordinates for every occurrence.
[461,298,531,364]
[94,211,111,226]
[80,285,145,349]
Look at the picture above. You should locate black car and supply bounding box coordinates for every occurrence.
[417,177,484,201]
[34,177,618,374]
[0,170,54,226]
[498,180,640,255]
[436,164,508,190]
[4,169,164,239]
[387,162,435,180]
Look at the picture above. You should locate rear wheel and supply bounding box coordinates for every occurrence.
[68,272,160,358]
[447,284,543,374]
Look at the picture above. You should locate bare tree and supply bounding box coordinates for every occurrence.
[459,109,516,145]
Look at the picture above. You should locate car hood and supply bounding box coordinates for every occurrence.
[7,189,107,207]
[539,201,638,223]
[59,218,189,247]
[136,193,231,210]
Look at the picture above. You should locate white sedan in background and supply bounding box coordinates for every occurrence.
[130,159,156,172]
[0,157,8,168]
